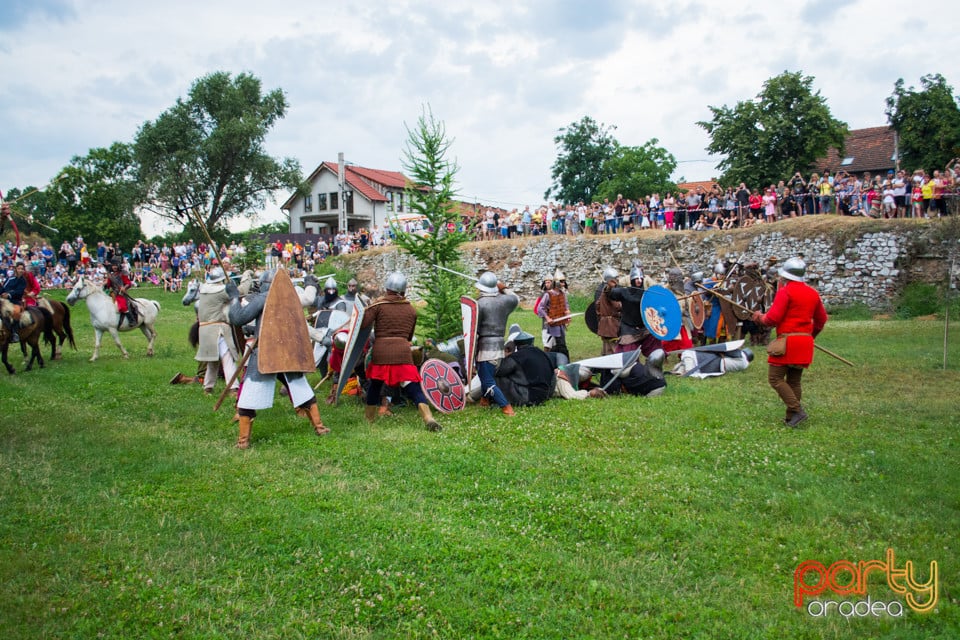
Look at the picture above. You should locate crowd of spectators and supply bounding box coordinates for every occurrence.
[470,161,959,240]
[4,161,958,289]
[0,237,250,292]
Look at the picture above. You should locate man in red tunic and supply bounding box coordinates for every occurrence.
[752,257,828,427]
[103,260,137,327]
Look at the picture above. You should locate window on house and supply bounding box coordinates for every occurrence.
[397,192,403,212]
[840,157,854,166]
[386,192,394,212]
[304,194,313,212]
[330,192,339,210]
[317,193,327,210]
[346,192,354,214]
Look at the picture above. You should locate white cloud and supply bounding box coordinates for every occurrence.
[1,0,957,234]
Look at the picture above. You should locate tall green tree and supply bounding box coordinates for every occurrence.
[134,71,304,237]
[885,74,960,172]
[392,106,473,342]
[545,116,619,204]
[595,139,677,201]
[698,71,848,187]
[46,143,144,250]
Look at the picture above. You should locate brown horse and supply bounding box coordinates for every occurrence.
[0,300,57,374]
[38,298,77,359]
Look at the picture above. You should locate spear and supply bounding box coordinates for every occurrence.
[694,282,854,367]
[214,338,257,411]
[432,263,476,281]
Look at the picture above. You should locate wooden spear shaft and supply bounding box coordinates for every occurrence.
[695,283,854,367]
[213,338,256,411]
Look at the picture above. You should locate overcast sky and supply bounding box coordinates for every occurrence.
[1,0,957,233]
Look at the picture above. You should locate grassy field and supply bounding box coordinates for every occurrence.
[1,285,958,639]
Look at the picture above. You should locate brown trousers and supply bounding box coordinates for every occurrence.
[768,364,804,418]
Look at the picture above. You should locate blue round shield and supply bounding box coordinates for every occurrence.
[640,285,682,340]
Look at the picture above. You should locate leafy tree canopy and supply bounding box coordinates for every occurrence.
[698,71,848,187]
[392,106,472,342]
[133,71,304,236]
[886,73,960,173]
[545,116,619,204]
[46,142,144,250]
[596,139,677,201]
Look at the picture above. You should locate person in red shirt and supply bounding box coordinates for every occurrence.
[23,265,41,307]
[752,257,828,427]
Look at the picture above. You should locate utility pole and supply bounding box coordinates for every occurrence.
[338,151,347,234]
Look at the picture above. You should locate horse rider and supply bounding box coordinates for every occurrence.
[103,259,138,327]
[1,261,28,342]
[226,269,328,449]
[358,271,441,431]
[474,271,520,416]
[195,266,240,397]
[22,263,41,308]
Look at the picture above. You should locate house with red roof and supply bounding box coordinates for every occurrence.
[282,161,421,234]
[816,126,898,176]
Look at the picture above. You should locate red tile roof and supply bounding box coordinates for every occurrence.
[676,180,721,194]
[817,126,897,175]
[282,162,413,209]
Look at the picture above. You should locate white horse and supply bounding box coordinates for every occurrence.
[66,275,161,361]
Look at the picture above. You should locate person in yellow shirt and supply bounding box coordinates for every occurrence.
[920,174,934,217]
[818,172,834,213]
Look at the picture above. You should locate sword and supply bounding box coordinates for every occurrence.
[432,264,476,281]
[546,312,584,324]
[213,337,256,411]
[694,283,854,367]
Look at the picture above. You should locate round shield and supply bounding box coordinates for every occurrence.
[640,285,682,340]
[584,301,599,335]
[730,272,767,320]
[689,292,705,330]
[420,358,466,414]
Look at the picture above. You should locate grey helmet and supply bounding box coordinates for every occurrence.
[207,266,226,283]
[601,266,619,283]
[385,271,407,295]
[257,268,275,293]
[691,271,704,284]
[742,348,754,362]
[714,262,726,275]
[475,271,499,294]
[778,257,806,282]
[324,276,338,292]
[667,267,684,289]
[629,262,644,284]
[553,269,566,283]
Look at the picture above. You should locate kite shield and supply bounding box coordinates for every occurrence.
[334,301,370,404]
[460,296,478,384]
[258,268,314,374]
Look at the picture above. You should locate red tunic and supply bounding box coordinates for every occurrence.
[758,281,828,367]
[23,271,41,307]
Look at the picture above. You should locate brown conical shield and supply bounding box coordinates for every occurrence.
[257,268,315,374]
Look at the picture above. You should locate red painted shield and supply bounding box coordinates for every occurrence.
[689,292,705,330]
[420,358,466,414]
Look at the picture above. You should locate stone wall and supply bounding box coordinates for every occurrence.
[341,217,960,309]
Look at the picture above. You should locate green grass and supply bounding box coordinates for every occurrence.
[1,287,958,639]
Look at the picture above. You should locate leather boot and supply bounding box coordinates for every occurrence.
[296,403,330,436]
[169,372,197,385]
[364,404,379,423]
[236,416,253,449]
[502,405,516,417]
[417,403,442,432]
